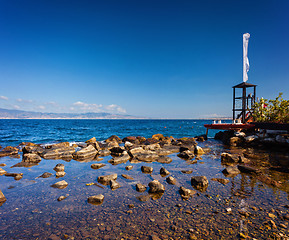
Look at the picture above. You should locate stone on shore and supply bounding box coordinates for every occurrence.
[91,163,106,169]
[110,180,120,190]
[73,145,97,160]
[191,176,208,192]
[141,166,153,174]
[98,174,118,185]
[108,152,130,165]
[156,156,172,164]
[85,137,96,144]
[23,153,41,162]
[53,163,65,172]
[136,183,147,192]
[166,176,176,185]
[87,194,104,205]
[160,167,170,176]
[238,165,259,174]
[51,180,68,189]
[98,149,111,156]
[148,180,165,193]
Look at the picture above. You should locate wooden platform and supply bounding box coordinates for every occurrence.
[204,123,255,135]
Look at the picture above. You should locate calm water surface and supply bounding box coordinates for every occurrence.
[0,120,288,239]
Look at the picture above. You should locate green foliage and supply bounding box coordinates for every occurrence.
[252,93,289,123]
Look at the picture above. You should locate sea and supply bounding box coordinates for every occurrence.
[0,119,288,239]
[0,119,220,147]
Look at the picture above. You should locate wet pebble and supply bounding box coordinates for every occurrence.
[38,172,53,178]
[141,166,153,174]
[53,164,65,172]
[91,163,106,169]
[121,174,134,180]
[136,183,147,192]
[125,165,133,171]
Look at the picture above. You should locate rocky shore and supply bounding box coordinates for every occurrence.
[0,130,288,239]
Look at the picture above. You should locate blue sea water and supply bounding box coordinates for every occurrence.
[0,119,222,147]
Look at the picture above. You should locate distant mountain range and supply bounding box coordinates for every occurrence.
[0,108,144,119]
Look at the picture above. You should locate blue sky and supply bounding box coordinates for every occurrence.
[0,0,288,118]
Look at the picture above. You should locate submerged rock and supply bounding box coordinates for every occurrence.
[98,174,117,185]
[211,178,230,185]
[5,172,23,180]
[156,156,172,164]
[91,163,106,169]
[108,153,130,165]
[136,183,147,192]
[148,180,165,193]
[221,153,239,165]
[191,176,208,192]
[181,170,193,174]
[38,172,53,178]
[222,166,241,177]
[51,180,68,189]
[87,194,104,205]
[121,174,134,180]
[141,166,153,174]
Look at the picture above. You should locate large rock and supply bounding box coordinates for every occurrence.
[110,147,125,157]
[237,165,259,174]
[51,180,68,189]
[53,163,65,172]
[23,153,41,162]
[148,180,165,193]
[73,145,97,160]
[0,189,6,206]
[134,152,159,162]
[0,146,19,157]
[105,135,122,143]
[41,145,75,159]
[122,136,139,144]
[98,149,111,156]
[166,176,176,185]
[191,176,208,192]
[143,143,161,151]
[141,166,153,174]
[87,194,104,205]
[91,163,106,169]
[98,174,117,185]
[177,150,195,160]
[194,146,205,155]
[160,167,170,176]
[222,166,241,177]
[136,183,147,192]
[108,152,130,165]
[22,145,45,155]
[85,137,97,144]
[152,134,165,141]
[229,137,242,147]
[179,186,196,200]
[221,153,239,165]
[110,180,121,190]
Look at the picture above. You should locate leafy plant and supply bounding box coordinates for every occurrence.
[252,93,289,123]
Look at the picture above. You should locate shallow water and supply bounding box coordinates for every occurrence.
[0,120,288,239]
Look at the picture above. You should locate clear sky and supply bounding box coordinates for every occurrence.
[0,0,288,118]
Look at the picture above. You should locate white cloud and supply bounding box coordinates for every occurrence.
[0,96,8,100]
[12,105,20,109]
[37,105,46,110]
[105,104,127,114]
[17,98,33,103]
[72,101,103,112]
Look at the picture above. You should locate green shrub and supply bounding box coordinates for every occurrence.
[252,93,289,123]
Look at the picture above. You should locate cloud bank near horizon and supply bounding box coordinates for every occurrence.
[0,95,127,114]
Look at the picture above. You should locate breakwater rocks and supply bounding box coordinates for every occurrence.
[215,129,289,150]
